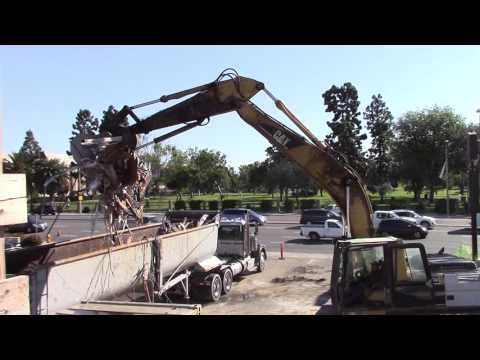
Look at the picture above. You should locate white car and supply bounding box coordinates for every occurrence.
[392,209,436,229]
[300,219,345,241]
[372,210,416,229]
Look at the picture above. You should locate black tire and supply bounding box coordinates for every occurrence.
[420,221,429,228]
[222,268,233,294]
[207,273,222,302]
[309,232,320,241]
[413,231,422,239]
[257,251,266,272]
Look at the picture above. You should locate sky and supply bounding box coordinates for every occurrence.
[2,45,480,169]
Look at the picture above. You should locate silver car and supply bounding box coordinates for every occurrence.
[392,209,436,229]
[222,208,267,225]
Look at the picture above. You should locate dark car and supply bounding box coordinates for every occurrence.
[222,208,267,225]
[377,219,428,239]
[300,209,342,225]
[33,204,57,216]
[7,214,48,234]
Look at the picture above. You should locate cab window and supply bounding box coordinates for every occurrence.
[343,246,385,308]
[328,222,340,228]
[394,247,427,283]
[218,225,243,241]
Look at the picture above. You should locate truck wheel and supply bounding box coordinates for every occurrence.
[309,232,320,241]
[257,251,266,272]
[206,273,222,302]
[222,269,233,294]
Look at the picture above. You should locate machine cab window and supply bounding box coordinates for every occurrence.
[343,245,386,309]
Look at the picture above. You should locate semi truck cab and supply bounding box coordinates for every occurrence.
[217,213,267,272]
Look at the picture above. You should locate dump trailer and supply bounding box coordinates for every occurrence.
[5,216,220,314]
[162,210,267,302]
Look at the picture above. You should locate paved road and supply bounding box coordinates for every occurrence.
[42,213,478,258]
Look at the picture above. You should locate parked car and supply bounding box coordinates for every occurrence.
[7,214,48,234]
[391,209,436,229]
[377,218,428,239]
[222,208,267,225]
[300,208,342,224]
[300,219,345,241]
[33,204,57,216]
[372,210,416,229]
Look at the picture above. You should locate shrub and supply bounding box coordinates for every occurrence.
[434,199,458,214]
[389,198,409,210]
[300,199,316,210]
[175,200,186,210]
[416,201,426,213]
[208,200,219,210]
[260,200,273,212]
[222,200,240,209]
[283,199,294,212]
[82,206,90,213]
[375,204,391,211]
[189,200,203,210]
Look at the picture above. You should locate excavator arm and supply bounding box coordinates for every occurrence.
[77,69,374,238]
[235,101,374,238]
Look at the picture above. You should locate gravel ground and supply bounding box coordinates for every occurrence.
[200,252,333,315]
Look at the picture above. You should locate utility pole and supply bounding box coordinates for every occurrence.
[77,167,82,214]
[445,140,450,218]
[468,132,478,261]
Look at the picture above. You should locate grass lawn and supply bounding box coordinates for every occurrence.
[31,185,467,214]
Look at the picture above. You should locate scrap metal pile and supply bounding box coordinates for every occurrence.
[70,128,151,242]
[157,211,219,235]
[68,119,219,243]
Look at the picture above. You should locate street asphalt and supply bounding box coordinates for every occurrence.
[41,212,478,258]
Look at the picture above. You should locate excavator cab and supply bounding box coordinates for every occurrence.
[331,237,435,314]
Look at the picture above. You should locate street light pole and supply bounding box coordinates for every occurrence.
[445,140,449,218]
[468,132,479,261]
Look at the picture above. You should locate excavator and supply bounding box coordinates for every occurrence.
[71,69,480,315]
[70,68,374,240]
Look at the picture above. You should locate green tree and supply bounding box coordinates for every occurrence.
[263,146,313,201]
[16,130,47,198]
[242,161,268,193]
[141,142,177,194]
[71,109,99,138]
[364,94,394,201]
[3,152,28,174]
[33,158,68,197]
[392,106,466,201]
[162,147,192,199]
[323,82,367,176]
[19,130,46,162]
[188,148,230,195]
